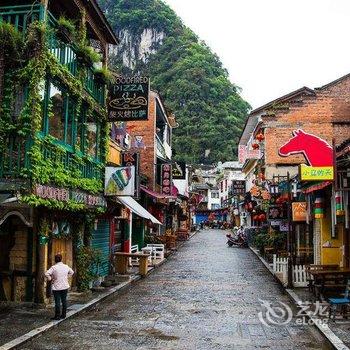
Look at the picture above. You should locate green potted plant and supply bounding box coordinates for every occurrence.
[75,43,101,67]
[56,16,75,43]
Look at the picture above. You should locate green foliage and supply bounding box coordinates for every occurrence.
[76,43,102,66]
[76,246,102,291]
[0,22,24,67]
[94,66,114,84]
[57,16,76,35]
[99,0,251,163]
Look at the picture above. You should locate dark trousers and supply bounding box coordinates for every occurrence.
[53,289,68,318]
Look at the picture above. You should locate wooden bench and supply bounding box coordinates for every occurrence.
[306,264,339,293]
[113,252,150,277]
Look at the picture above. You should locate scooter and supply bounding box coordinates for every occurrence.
[226,233,248,248]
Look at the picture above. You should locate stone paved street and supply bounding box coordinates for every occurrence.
[19,230,330,350]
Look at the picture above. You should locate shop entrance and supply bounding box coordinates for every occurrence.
[0,213,34,302]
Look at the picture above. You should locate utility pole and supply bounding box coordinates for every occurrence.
[287,172,293,288]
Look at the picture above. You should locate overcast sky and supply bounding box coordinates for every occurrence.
[164,0,350,109]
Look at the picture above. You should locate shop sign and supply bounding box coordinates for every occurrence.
[299,164,334,181]
[268,205,287,220]
[122,152,140,198]
[279,221,290,232]
[292,202,307,221]
[105,166,135,196]
[108,76,149,121]
[232,181,245,196]
[172,161,186,179]
[161,164,172,195]
[34,184,107,207]
[279,129,334,181]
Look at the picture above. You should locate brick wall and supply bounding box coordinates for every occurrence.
[263,75,350,166]
[127,91,156,190]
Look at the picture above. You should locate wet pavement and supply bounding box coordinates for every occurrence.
[18,229,330,350]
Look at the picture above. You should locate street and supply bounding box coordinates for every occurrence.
[19,230,328,350]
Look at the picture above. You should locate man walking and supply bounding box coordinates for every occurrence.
[45,254,74,320]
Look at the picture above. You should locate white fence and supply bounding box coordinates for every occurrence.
[272,254,308,287]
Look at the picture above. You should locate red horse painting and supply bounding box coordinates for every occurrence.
[279,129,333,167]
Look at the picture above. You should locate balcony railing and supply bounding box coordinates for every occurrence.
[0,5,105,106]
[156,134,166,159]
[0,4,43,34]
[0,135,102,182]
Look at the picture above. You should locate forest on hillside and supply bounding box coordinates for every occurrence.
[99,0,251,164]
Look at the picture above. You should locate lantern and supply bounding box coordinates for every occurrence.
[256,132,265,142]
[335,192,345,216]
[259,213,266,221]
[252,143,259,150]
[314,197,324,219]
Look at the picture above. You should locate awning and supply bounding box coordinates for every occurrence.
[140,185,176,199]
[302,181,333,194]
[117,196,162,225]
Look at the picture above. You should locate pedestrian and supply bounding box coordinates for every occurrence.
[45,253,74,320]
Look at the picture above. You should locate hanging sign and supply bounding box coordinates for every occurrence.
[232,181,245,196]
[172,161,186,179]
[122,152,140,198]
[105,166,135,196]
[161,164,172,195]
[292,202,307,221]
[279,129,334,181]
[108,76,150,121]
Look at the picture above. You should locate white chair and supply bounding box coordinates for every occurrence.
[146,244,165,261]
[130,245,139,265]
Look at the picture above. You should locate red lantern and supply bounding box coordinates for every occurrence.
[252,143,259,150]
[253,215,259,221]
[259,213,266,221]
[256,132,265,142]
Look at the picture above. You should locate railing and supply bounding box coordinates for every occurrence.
[0,5,106,106]
[0,4,43,34]
[0,135,31,177]
[42,142,102,180]
[0,135,102,181]
[85,67,105,106]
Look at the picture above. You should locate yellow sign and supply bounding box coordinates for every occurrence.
[299,164,334,181]
[292,202,307,221]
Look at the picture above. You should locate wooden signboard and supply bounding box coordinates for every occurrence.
[292,202,307,221]
[108,76,150,121]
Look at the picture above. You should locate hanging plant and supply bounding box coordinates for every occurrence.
[94,66,114,85]
[56,16,76,43]
[25,22,48,58]
[75,43,101,67]
[0,22,24,68]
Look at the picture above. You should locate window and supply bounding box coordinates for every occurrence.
[46,82,76,146]
[48,84,65,141]
[86,122,97,158]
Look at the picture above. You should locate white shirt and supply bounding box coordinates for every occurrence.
[45,262,74,291]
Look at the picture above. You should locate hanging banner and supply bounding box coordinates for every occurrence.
[122,152,140,198]
[292,202,307,221]
[108,76,150,121]
[161,164,172,195]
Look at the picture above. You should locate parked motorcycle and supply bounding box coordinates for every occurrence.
[226,233,248,248]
